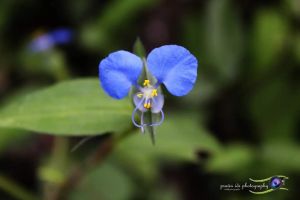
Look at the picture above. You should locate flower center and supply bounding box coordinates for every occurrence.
[131,79,165,130]
[136,79,158,109]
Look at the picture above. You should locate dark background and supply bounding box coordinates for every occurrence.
[0,0,299,199]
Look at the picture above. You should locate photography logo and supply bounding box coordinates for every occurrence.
[249,175,288,194]
[220,175,288,194]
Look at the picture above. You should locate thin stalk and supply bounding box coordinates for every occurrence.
[42,137,69,200]
[55,126,136,200]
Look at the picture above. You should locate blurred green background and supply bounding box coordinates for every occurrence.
[0,0,299,200]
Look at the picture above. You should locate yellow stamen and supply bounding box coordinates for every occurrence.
[143,102,151,109]
[143,79,150,87]
[137,93,143,98]
[151,89,158,97]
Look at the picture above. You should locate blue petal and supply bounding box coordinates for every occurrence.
[99,51,143,99]
[28,34,54,52]
[133,93,147,112]
[50,28,73,44]
[147,45,198,96]
[151,94,164,113]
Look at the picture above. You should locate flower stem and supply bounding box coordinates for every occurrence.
[41,137,69,200]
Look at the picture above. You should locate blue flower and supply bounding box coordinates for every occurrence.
[99,45,198,130]
[28,28,73,52]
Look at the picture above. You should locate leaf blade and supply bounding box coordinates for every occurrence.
[0,78,133,135]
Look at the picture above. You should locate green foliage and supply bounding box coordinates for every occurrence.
[261,142,300,173]
[20,49,70,81]
[284,0,300,17]
[0,79,133,135]
[249,76,300,141]
[294,34,300,63]
[206,144,255,175]
[0,128,29,153]
[204,0,243,82]
[111,114,220,179]
[149,187,180,200]
[251,9,289,74]
[80,0,158,52]
[182,0,243,106]
[0,0,299,199]
[70,163,134,200]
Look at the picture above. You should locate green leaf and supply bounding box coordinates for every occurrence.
[260,142,300,173]
[206,144,255,175]
[182,0,243,105]
[70,163,134,200]
[110,113,220,179]
[249,77,300,141]
[0,128,30,153]
[149,187,180,200]
[284,0,300,17]
[251,9,289,74]
[0,78,132,135]
[204,0,243,82]
[294,34,300,64]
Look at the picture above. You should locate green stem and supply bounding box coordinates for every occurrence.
[0,174,38,200]
[42,137,69,200]
[55,126,136,200]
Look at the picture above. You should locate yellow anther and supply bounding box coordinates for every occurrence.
[137,93,143,98]
[143,102,151,109]
[151,89,158,97]
[143,79,150,87]
[147,102,151,108]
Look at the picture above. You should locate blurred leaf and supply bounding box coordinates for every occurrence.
[204,0,243,82]
[0,128,29,153]
[260,142,300,173]
[251,9,289,74]
[66,0,92,22]
[179,77,218,107]
[39,137,70,185]
[0,79,132,135]
[0,86,40,154]
[294,34,300,64]
[110,113,220,179]
[182,0,243,105]
[249,77,300,141]
[284,0,300,17]
[80,0,158,51]
[150,186,180,200]
[20,49,70,81]
[70,163,134,200]
[206,144,255,174]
